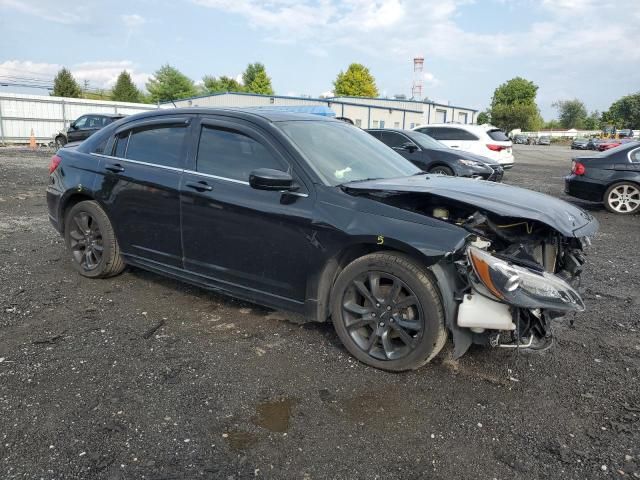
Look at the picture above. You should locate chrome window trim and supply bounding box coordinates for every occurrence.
[627,146,640,163]
[90,153,310,196]
[89,152,184,172]
[183,169,250,186]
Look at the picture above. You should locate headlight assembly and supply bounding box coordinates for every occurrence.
[457,159,484,167]
[467,246,585,312]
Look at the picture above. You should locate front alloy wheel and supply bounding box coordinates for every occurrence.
[342,271,424,361]
[331,253,447,371]
[604,182,640,214]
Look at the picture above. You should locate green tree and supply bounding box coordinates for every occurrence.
[491,77,538,107]
[489,77,542,131]
[603,92,640,129]
[242,63,274,95]
[333,63,379,97]
[544,119,561,130]
[52,68,81,98]
[476,110,491,125]
[552,99,588,129]
[202,75,244,94]
[111,71,141,102]
[146,64,197,103]
[583,110,602,130]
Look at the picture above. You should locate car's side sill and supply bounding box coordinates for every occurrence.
[122,253,307,314]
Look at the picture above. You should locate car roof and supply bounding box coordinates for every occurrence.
[414,123,501,133]
[118,107,337,124]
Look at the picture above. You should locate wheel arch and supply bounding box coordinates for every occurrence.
[59,192,102,234]
[309,239,445,323]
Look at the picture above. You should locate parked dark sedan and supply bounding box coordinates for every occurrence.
[54,113,125,147]
[366,128,503,181]
[47,108,597,371]
[571,138,589,150]
[565,141,640,214]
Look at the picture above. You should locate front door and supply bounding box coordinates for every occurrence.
[180,116,314,303]
[93,117,191,268]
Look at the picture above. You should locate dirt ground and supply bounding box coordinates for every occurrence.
[0,144,638,480]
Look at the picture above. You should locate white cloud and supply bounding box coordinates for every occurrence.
[423,72,439,86]
[0,0,94,24]
[0,60,151,90]
[121,13,147,28]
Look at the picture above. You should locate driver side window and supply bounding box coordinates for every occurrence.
[631,149,640,163]
[73,116,88,129]
[197,125,285,182]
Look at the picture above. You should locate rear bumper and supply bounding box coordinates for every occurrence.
[564,174,606,203]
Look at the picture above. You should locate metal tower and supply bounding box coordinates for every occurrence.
[411,56,424,100]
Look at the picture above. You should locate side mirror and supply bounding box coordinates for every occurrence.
[70,122,78,129]
[249,168,296,191]
[400,142,418,153]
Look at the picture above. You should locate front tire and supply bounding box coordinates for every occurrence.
[429,165,454,176]
[331,252,447,371]
[64,200,126,278]
[604,182,640,214]
[55,135,67,148]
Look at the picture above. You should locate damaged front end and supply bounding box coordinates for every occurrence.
[433,206,593,357]
[343,177,598,357]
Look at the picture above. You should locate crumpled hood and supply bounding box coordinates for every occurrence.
[343,174,598,238]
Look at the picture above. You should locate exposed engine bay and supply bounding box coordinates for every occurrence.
[370,191,592,355]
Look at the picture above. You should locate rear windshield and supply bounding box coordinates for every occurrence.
[487,129,509,142]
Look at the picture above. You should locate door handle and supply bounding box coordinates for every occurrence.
[105,163,125,173]
[450,145,460,148]
[185,180,213,192]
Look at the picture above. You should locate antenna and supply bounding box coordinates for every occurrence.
[411,56,424,100]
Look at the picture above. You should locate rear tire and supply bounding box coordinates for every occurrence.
[331,252,447,371]
[64,200,125,278]
[429,165,454,176]
[603,182,640,215]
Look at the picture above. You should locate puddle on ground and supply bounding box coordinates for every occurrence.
[225,431,259,450]
[253,398,296,433]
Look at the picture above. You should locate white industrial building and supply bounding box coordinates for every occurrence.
[168,92,478,130]
[0,91,477,144]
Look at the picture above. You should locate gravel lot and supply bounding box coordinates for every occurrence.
[1,144,638,480]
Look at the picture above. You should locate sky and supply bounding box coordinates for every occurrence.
[0,0,638,119]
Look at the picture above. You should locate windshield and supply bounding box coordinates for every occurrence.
[407,130,447,149]
[279,121,420,185]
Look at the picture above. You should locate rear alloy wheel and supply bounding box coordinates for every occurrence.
[64,200,125,278]
[604,182,640,215]
[331,253,447,371]
[429,165,454,176]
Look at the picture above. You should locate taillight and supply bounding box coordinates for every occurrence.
[572,161,586,175]
[486,144,505,152]
[49,155,62,174]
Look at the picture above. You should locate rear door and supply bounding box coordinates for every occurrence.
[93,116,191,268]
[180,116,314,303]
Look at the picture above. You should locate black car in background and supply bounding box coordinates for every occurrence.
[54,113,125,147]
[565,141,640,214]
[571,138,589,150]
[47,108,596,371]
[587,138,603,150]
[366,128,503,181]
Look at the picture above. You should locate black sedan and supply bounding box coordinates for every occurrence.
[366,128,503,181]
[565,141,640,214]
[47,108,596,371]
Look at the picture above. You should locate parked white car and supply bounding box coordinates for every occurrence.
[412,123,514,168]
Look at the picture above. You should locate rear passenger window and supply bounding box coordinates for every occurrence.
[197,126,284,181]
[428,128,478,141]
[121,126,187,168]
